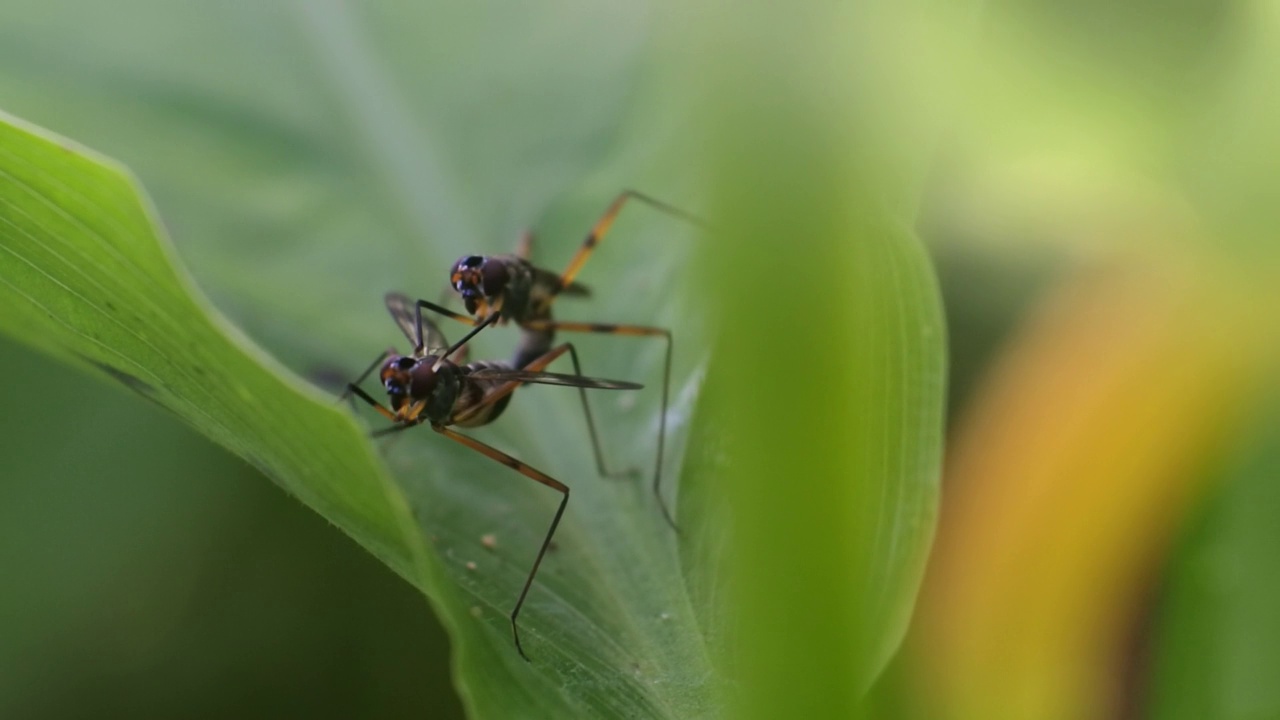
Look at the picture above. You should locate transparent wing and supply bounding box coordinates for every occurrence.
[385,292,449,356]
[468,367,642,390]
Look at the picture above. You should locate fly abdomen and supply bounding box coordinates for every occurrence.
[455,361,517,427]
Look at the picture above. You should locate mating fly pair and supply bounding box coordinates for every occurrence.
[342,292,642,661]
[412,190,705,530]
[343,190,701,660]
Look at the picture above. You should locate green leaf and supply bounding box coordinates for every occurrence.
[1149,399,1280,720]
[0,3,719,716]
[0,112,447,677]
[0,113,427,586]
[685,2,948,716]
[0,110,720,717]
[0,2,948,717]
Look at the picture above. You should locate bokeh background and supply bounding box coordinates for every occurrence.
[2,1,1278,719]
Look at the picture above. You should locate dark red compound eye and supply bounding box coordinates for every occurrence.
[480,260,507,298]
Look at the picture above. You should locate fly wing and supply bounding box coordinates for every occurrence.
[468,367,642,390]
[385,292,449,356]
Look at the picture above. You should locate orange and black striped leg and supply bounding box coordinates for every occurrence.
[342,383,399,424]
[433,424,568,662]
[525,320,677,531]
[555,189,708,293]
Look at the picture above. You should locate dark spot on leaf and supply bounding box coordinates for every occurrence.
[78,355,156,397]
[104,301,117,312]
[309,364,353,393]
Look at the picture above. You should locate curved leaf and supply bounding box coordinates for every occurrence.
[0,111,719,718]
[0,2,948,717]
[1,3,718,716]
[0,113,427,585]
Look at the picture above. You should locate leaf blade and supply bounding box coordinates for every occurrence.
[0,110,431,603]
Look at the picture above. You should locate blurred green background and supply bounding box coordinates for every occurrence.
[0,335,462,719]
[3,0,1279,718]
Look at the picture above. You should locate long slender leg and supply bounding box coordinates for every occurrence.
[413,298,479,328]
[524,320,677,531]
[428,288,473,364]
[338,349,393,407]
[555,190,707,293]
[413,298,496,365]
[371,420,421,438]
[342,383,398,423]
[433,424,568,662]
[560,342,635,479]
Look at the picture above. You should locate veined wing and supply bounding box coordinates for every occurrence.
[468,367,642,390]
[385,292,449,356]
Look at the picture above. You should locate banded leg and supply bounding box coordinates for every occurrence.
[556,190,707,293]
[347,386,430,438]
[342,382,399,424]
[525,319,677,531]
[433,424,568,662]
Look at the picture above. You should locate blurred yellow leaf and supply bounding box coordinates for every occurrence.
[913,261,1271,720]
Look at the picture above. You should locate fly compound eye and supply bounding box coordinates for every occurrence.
[480,260,507,298]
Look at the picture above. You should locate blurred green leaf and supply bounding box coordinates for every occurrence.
[1149,398,1280,720]
[682,2,949,716]
[0,338,456,720]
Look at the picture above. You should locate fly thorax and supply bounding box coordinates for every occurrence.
[413,360,460,424]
